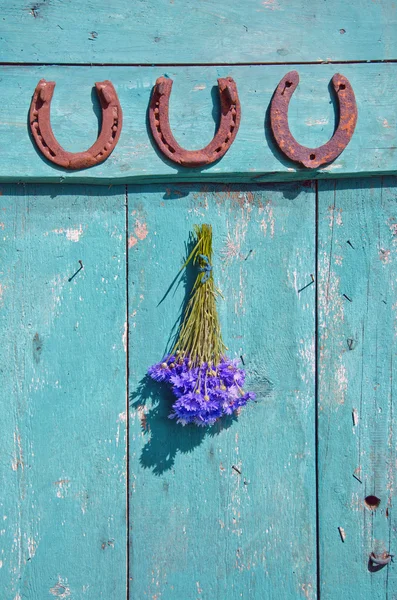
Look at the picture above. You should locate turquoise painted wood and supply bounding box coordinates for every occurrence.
[318,178,397,598]
[2,0,397,597]
[0,63,396,185]
[128,183,317,599]
[0,184,127,598]
[1,0,396,64]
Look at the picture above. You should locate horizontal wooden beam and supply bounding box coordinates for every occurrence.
[1,0,396,65]
[0,63,396,184]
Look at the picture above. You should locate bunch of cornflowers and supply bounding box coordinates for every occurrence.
[148,224,255,427]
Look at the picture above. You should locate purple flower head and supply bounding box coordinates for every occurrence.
[148,353,256,427]
[147,360,173,382]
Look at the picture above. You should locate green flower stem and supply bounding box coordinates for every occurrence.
[172,224,227,367]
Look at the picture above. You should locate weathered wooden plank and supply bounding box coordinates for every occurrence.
[0,63,396,184]
[0,184,127,598]
[318,177,397,598]
[1,0,396,64]
[128,182,316,599]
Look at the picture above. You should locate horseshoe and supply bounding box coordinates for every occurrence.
[29,79,123,170]
[149,76,241,167]
[270,71,357,169]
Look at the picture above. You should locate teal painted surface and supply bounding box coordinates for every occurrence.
[0,185,127,598]
[0,63,397,184]
[128,183,317,599]
[1,0,396,64]
[318,178,397,598]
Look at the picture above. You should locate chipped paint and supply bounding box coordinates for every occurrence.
[50,576,71,598]
[137,405,148,433]
[301,582,314,600]
[262,0,280,9]
[122,321,127,352]
[259,201,275,237]
[128,219,148,249]
[305,117,329,127]
[379,248,391,263]
[128,234,138,248]
[28,536,37,559]
[335,364,347,405]
[12,429,24,472]
[52,225,84,242]
[134,220,148,241]
[54,479,71,499]
[116,411,127,447]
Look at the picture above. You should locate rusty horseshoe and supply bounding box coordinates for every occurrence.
[29,79,122,169]
[270,71,357,168]
[149,77,241,167]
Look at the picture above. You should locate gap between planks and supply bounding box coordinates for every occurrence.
[1,59,397,67]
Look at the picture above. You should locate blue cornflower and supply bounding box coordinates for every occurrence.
[148,354,255,426]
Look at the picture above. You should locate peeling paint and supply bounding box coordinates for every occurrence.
[52,225,84,242]
[305,117,329,127]
[128,234,138,248]
[54,479,71,499]
[134,219,148,241]
[28,536,37,559]
[335,364,347,405]
[122,321,127,352]
[50,576,71,598]
[259,201,275,237]
[262,0,280,9]
[12,429,24,472]
[301,582,314,600]
[379,248,391,263]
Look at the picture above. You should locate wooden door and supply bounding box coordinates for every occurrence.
[3,179,397,598]
[2,1,397,598]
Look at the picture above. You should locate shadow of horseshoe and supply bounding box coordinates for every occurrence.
[269,70,358,169]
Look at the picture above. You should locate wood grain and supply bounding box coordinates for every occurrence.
[0,63,396,184]
[1,0,396,64]
[0,184,127,598]
[318,177,397,598]
[128,182,317,599]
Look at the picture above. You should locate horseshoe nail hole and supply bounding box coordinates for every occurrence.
[365,495,381,510]
[309,154,316,160]
[285,81,292,88]
[339,83,346,91]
